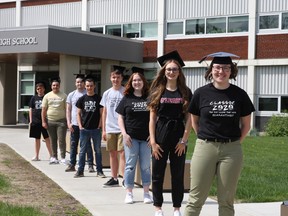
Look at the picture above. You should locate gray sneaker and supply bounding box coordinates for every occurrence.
[97,171,106,178]
[74,171,84,178]
[65,165,76,172]
[88,165,95,173]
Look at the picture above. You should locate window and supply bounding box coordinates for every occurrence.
[90,27,104,34]
[258,96,288,113]
[282,13,288,29]
[123,23,140,38]
[167,21,183,35]
[259,98,278,111]
[206,17,226,33]
[228,16,248,32]
[281,96,288,113]
[186,19,205,35]
[106,25,121,37]
[141,22,158,38]
[259,15,279,29]
[20,72,34,109]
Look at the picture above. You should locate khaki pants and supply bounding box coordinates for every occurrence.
[185,139,243,216]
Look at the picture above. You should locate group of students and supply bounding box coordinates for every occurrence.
[29,50,255,216]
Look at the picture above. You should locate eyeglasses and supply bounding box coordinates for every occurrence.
[165,67,179,72]
[213,65,231,72]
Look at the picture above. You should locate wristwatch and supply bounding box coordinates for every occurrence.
[180,139,188,146]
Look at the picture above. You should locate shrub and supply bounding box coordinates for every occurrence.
[265,115,288,137]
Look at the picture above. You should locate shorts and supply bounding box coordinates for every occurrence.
[106,133,123,151]
[29,123,49,139]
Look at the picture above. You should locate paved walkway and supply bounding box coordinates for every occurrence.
[0,127,281,216]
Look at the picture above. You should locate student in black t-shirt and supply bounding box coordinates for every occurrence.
[116,67,153,204]
[29,81,52,161]
[148,51,192,216]
[184,52,255,216]
[74,78,105,178]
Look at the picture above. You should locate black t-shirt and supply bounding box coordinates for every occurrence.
[76,94,102,129]
[116,94,149,140]
[157,88,192,120]
[29,95,44,125]
[188,83,255,140]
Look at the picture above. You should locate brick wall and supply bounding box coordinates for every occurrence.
[256,34,288,59]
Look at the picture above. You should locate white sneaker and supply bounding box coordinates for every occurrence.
[155,210,164,216]
[124,192,133,204]
[49,157,59,164]
[60,158,66,165]
[143,192,153,204]
[173,210,181,216]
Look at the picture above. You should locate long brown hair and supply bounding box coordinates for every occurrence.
[123,72,149,98]
[148,59,190,112]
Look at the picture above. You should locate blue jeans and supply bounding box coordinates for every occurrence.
[78,128,103,173]
[70,125,94,166]
[124,138,151,189]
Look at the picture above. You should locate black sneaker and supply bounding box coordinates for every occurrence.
[97,171,106,178]
[88,165,95,173]
[65,165,76,172]
[103,177,119,187]
[74,171,84,178]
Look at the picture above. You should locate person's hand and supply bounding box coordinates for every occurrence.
[123,134,132,148]
[68,123,74,133]
[42,122,47,129]
[175,142,186,156]
[102,131,106,141]
[151,143,163,160]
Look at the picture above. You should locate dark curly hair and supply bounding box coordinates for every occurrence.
[204,62,238,81]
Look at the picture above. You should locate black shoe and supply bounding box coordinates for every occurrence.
[65,165,76,172]
[97,171,106,178]
[103,177,119,187]
[74,171,84,178]
[88,165,95,173]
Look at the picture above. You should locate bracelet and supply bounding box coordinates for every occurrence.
[180,139,188,146]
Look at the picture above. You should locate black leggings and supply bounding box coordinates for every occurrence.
[152,133,186,208]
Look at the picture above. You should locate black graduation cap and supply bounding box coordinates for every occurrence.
[35,81,46,89]
[112,65,126,74]
[49,76,61,84]
[131,66,144,75]
[74,73,85,79]
[157,50,185,67]
[199,52,240,64]
[84,74,96,82]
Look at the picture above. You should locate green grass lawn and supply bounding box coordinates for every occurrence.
[186,133,288,203]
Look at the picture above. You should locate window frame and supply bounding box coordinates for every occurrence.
[257,95,288,116]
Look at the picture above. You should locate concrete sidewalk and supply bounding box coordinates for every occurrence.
[0,127,281,216]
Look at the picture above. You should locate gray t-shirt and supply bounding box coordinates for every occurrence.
[100,86,124,133]
[66,89,87,126]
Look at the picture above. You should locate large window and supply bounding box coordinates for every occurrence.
[123,23,140,38]
[90,27,104,34]
[141,22,158,38]
[258,96,288,114]
[228,16,248,32]
[106,25,122,37]
[259,15,279,29]
[167,21,183,35]
[186,19,205,35]
[206,17,226,34]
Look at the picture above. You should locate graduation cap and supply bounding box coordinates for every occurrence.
[131,66,144,75]
[199,52,240,64]
[157,50,185,67]
[84,74,96,82]
[35,81,46,89]
[74,73,85,80]
[49,76,61,84]
[112,65,126,74]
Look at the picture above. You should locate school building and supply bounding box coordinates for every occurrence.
[0,0,287,131]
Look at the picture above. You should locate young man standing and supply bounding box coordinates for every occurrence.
[74,77,105,178]
[65,74,94,172]
[101,66,126,187]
